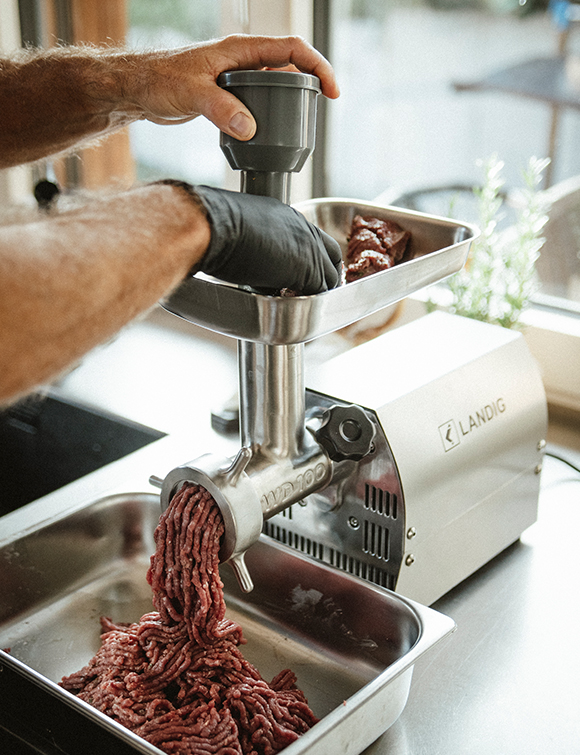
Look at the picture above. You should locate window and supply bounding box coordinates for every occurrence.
[322,1,571,199]
[317,0,580,411]
[3,0,579,411]
[128,0,226,186]
[319,0,580,306]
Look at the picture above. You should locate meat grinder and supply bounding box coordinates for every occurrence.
[153,70,547,605]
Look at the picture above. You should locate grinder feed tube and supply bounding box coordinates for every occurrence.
[157,71,340,592]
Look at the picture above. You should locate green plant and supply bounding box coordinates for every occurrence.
[446,155,550,329]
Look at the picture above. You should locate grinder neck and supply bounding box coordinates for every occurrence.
[236,164,311,468]
[238,340,307,462]
[240,170,291,204]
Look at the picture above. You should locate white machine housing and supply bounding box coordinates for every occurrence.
[264,311,548,605]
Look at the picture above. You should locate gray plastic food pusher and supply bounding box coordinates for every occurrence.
[218,69,320,203]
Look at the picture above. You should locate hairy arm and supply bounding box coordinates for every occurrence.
[0,35,339,168]
[0,183,210,405]
[0,34,340,404]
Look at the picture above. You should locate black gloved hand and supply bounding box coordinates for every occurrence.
[191,185,342,295]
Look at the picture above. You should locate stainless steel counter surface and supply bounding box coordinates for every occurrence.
[364,450,580,755]
[21,308,580,754]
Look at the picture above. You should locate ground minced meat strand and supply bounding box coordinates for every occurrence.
[60,483,318,754]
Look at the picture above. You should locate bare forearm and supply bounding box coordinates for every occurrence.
[0,47,145,167]
[0,35,339,168]
[0,184,210,404]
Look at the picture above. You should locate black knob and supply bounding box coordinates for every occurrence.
[34,179,60,210]
[316,404,375,462]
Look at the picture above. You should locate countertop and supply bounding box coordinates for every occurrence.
[367,449,580,755]
[3,307,580,754]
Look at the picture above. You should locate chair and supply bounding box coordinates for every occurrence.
[535,173,580,305]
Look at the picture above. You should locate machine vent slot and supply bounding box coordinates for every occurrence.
[328,548,395,589]
[262,522,322,558]
[263,522,288,545]
[363,520,390,561]
[263,524,397,591]
[364,483,397,519]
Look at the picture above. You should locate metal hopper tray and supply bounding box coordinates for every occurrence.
[0,492,455,755]
[163,198,477,344]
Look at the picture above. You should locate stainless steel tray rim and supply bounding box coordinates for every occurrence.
[162,197,479,345]
[294,196,480,234]
[0,490,456,755]
[0,651,161,755]
[1,601,451,755]
[2,646,402,755]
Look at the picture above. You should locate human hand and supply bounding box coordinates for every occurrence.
[126,34,339,140]
[191,185,342,295]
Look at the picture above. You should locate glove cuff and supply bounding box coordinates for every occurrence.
[151,179,219,274]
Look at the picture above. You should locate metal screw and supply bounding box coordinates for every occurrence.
[405,554,415,566]
[537,439,546,452]
[348,516,360,529]
[407,527,417,540]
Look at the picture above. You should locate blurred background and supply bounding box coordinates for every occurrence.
[3,0,580,320]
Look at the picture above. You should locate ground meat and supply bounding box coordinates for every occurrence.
[345,214,411,282]
[61,483,318,754]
